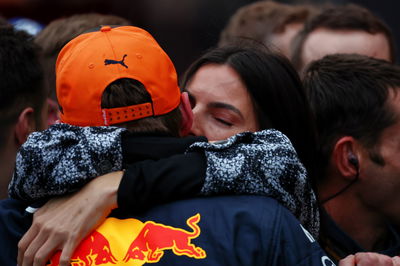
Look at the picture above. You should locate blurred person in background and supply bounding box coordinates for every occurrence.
[218,0,318,58]
[0,25,47,199]
[304,54,400,263]
[291,3,395,74]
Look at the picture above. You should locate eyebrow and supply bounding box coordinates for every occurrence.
[207,102,244,119]
[187,91,245,119]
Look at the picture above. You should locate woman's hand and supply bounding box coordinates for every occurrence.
[17,171,123,266]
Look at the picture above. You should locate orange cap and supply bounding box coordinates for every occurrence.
[56,25,181,126]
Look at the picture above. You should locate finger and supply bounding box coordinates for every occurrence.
[32,239,60,266]
[339,255,355,266]
[20,231,48,266]
[393,256,400,266]
[18,224,40,266]
[355,252,392,266]
[58,239,78,266]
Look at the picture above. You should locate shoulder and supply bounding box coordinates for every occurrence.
[109,196,289,265]
[0,198,31,231]
[0,199,32,265]
[90,196,330,266]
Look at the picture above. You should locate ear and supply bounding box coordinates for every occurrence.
[14,107,36,145]
[179,92,193,136]
[331,136,359,180]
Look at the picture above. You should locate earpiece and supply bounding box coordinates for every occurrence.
[321,153,360,204]
[348,153,359,168]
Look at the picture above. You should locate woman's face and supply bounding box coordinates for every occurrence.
[186,63,259,141]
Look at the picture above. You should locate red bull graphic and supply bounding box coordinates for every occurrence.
[123,213,206,263]
[47,214,206,265]
[48,231,117,266]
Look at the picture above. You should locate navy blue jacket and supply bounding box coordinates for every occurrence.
[0,196,334,266]
[0,198,32,265]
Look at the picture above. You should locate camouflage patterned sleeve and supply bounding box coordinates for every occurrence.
[8,123,126,202]
[187,129,320,238]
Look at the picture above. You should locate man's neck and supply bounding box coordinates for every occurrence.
[322,190,390,251]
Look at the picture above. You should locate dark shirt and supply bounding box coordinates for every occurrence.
[319,208,400,263]
[118,133,207,212]
[0,198,32,265]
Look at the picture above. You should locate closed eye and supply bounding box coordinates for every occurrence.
[214,117,233,126]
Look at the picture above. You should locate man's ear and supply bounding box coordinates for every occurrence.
[14,107,35,145]
[332,136,359,180]
[179,92,193,136]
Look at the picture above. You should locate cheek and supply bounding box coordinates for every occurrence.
[208,129,236,141]
[359,160,400,211]
[232,111,259,134]
[245,116,260,132]
[239,99,260,132]
[201,122,232,141]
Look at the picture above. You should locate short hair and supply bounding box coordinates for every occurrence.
[303,54,400,181]
[101,78,181,137]
[218,1,316,47]
[291,4,396,71]
[181,41,318,184]
[0,26,45,147]
[35,13,132,102]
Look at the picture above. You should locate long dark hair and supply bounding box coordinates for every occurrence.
[181,42,318,185]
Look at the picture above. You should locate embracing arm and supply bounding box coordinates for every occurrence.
[17,152,207,266]
[118,152,206,211]
[9,123,126,202]
[11,123,315,229]
[188,129,319,237]
[9,123,207,205]
[18,129,318,265]
[18,171,122,266]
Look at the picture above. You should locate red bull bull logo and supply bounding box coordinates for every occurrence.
[47,214,206,265]
[48,231,117,266]
[123,213,206,263]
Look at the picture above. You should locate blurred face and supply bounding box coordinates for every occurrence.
[269,22,304,58]
[185,64,259,141]
[358,91,400,222]
[302,28,390,71]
